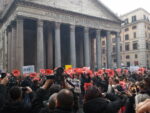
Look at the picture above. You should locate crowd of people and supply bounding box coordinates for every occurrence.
[0,67,150,113]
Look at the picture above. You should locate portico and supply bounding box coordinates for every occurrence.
[0,0,121,72]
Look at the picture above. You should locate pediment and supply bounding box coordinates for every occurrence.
[24,0,120,22]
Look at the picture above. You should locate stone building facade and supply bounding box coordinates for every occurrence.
[120,8,150,68]
[0,0,121,72]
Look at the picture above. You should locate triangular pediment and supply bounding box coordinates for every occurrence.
[24,0,120,22]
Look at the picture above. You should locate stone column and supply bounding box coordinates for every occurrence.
[84,27,90,67]
[116,32,121,68]
[11,22,16,70]
[106,31,112,68]
[70,25,76,68]
[7,27,12,72]
[4,30,7,72]
[96,29,102,69]
[47,24,53,69]
[16,18,24,71]
[55,22,61,67]
[37,20,45,71]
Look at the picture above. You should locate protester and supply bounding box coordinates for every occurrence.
[0,67,149,113]
[136,99,150,113]
[83,86,125,113]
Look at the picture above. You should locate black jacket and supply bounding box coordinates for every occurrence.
[0,84,8,111]
[0,101,30,113]
[83,97,122,113]
[39,107,54,113]
[53,108,73,113]
[31,88,50,113]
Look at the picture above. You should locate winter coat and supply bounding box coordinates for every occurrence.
[31,88,50,113]
[39,107,54,113]
[125,95,136,113]
[0,84,8,111]
[0,101,30,113]
[83,97,122,113]
[53,108,73,113]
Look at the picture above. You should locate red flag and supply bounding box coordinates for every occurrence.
[124,69,128,74]
[116,68,122,74]
[33,77,40,81]
[105,69,111,73]
[97,69,104,76]
[40,69,46,74]
[138,68,145,75]
[45,69,53,75]
[84,83,93,91]
[87,70,93,78]
[108,70,115,77]
[30,72,37,78]
[74,68,83,74]
[12,69,21,77]
[65,69,74,77]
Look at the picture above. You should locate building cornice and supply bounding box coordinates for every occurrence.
[120,8,150,18]
[121,19,150,28]
[0,0,121,25]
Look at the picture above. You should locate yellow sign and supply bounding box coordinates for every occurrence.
[65,65,72,70]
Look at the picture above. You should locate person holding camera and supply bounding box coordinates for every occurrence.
[0,73,9,112]
[0,86,32,113]
[83,86,125,113]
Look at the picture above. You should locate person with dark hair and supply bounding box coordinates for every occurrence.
[135,80,150,106]
[83,86,124,113]
[0,86,30,113]
[31,79,54,113]
[9,86,22,101]
[40,93,58,113]
[0,73,9,112]
[53,89,74,113]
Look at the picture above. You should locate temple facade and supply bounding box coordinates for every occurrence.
[0,0,121,72]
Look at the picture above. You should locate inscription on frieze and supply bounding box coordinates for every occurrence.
[16,6,120,31]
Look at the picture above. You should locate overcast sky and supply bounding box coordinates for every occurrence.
[100,0,150,16]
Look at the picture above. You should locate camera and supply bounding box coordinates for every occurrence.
[46,75,55,79]
[45,67,65,85]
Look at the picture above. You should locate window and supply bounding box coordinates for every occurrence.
[124,18,129,24]
[102,41,105,45]
[103,63,106,67]
[146,42,149,49]
[134,61,139,66]
[127,62,130,67]
[102,48,105,54]
[133,32,136,38]
[145,32,147,37]
[114,59,117,62]
[132,16,137,22]
[112,38,116,43]
[120,44,122,52]
[135,54,138,58]
[143,15,146,20]
[132,26,137,29]
[144,15,146,20]
[126,55,130,59]
[125,34,129,40]
[125,43,130,51]
[125,28,129,32]
[133,42,138,50]
[113,46,116,53]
